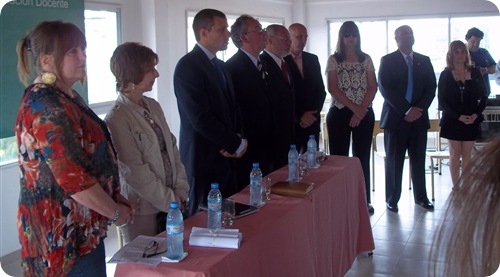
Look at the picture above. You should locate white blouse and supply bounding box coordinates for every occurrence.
[326,54,375,109]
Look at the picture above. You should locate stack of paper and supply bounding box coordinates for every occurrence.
[189,227,242,249]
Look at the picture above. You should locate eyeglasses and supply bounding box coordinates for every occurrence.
[245,27,264,34]
[142,240,166,258]
[272,35,291,42]
[343,32,358,38]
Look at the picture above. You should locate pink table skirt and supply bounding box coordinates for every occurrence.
[114,155,375,277]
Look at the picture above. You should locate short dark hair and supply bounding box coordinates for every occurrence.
[110,42,158,92]
[465,27,484,40]
[230,15,255,48]
[192,9,226,42]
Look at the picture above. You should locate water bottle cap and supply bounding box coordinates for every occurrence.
[291,144,296,149]
[309,134,315,139]
[211,183,219,189]
[170,202,179,209]
[252,162,259,168]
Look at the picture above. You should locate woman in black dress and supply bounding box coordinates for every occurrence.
[438,40,488,188]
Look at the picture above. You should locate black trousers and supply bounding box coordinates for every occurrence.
[326,106,375,203]
[384,125,429,206]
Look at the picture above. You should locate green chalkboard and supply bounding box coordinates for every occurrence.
[0,0,85,138]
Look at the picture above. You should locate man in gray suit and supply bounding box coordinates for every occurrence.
[378,25,436,213]
[174,9,247,215]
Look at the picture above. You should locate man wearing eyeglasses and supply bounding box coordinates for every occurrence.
[285,23,326,154]
[226,15,275,190]
[260,24,295,169]
[174,9,248,216]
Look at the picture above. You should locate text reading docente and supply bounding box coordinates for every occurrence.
[9,0,69,9]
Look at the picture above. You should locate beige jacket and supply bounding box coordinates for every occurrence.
[106,94,189,215]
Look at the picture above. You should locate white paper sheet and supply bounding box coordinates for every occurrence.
[107,235,167,266]
[189,227,242,249]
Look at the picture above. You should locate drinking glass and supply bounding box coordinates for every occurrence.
[221,198,235,227]
[263,177,272,201]
[299,155,309,177]
[316,149,326,165]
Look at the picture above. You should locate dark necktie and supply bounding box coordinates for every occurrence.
[257,60,266,80]
[212,58,227,90]
[281,60,289,84]
[405,55,413,103]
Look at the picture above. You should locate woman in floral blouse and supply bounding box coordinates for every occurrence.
[15,21,134,276]
[325,21,378,215]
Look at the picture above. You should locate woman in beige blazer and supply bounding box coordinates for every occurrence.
[106,42,189,243]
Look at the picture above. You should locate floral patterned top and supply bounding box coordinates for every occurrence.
[15,83,120,276]
[326,54,375,109]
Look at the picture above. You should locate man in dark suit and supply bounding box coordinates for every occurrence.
[174,9,248,215]
[260,24,295,169]
[285,23,326,153]
[226,15,274,190]
[378,25,436,213]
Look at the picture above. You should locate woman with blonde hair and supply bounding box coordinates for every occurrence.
[15,21,134,276]
[430,136,500,276]
[437,40,488,188]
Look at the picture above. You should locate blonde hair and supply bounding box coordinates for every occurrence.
[16,21,86,86]
[445,40,472,71]
[430,137,500,276]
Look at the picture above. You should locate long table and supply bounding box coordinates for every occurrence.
[114,155,375,276]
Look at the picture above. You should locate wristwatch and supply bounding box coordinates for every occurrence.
[108,207,120,226]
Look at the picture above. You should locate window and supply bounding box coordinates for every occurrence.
[0,4,121,165]
[327,14,500,119]
[85,3,121,117]
[186,11,284,61]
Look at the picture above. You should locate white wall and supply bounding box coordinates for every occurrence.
[1,0,498,258]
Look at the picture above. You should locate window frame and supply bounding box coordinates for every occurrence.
[85,2,122,116]
[325,13,500,118]
[186,10,284,61]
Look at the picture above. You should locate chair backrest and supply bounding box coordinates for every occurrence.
[428,119,443,151]
[429,119,440,132]
[372,120,383,152]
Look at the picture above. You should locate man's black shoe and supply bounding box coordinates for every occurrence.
[368,203,375,215]
[386,203,398,213]
[416,200,434,210]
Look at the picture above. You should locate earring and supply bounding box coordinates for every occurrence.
[123,83,135,92]
[41,72,57,85]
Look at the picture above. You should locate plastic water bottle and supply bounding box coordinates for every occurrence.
[307,135,317,168]
[288,145,299,181]
[249,162,263,206]
[166,202,184,260]
[207,183,222,230]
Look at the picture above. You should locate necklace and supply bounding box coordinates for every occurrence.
[457,80,465,103]
[452,69,469,82]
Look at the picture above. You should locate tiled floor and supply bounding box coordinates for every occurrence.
[345,154,452,277]
[1,154,454,277]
